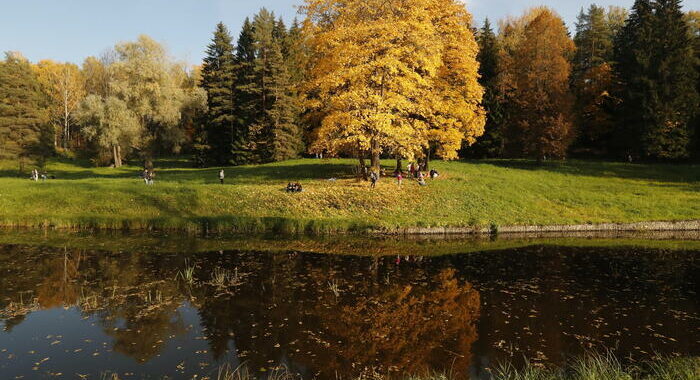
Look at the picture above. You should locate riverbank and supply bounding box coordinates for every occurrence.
[102,354,700,380]
[0,158,698,234]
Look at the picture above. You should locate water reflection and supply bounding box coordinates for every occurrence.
[0,242,698,379]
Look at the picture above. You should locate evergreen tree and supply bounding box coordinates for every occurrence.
[234,18,258,161]
[464,19,504,158]
[0,52,51,169]
[238,10,302,162]
[571,5,625,156]
[614,0,699,160]
[688,11,700,157]
[199,23,239,165]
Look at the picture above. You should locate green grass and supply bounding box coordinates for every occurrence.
[0,157,698,234]
[100,354,700,380]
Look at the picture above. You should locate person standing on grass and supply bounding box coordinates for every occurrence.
[370,170,378,189]
[397,172,403,186]
[219,169,225,185]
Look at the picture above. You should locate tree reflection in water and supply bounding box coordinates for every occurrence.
[0,246,481,378]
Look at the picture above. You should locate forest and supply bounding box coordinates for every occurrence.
[0,0,698,172]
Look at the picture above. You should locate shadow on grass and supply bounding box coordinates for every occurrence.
[476,159,700,183]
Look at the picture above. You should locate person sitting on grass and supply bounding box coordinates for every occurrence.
[417,171,427,186]
[430,169,439,179]
[286,182,303,193]
[147,170,155,185]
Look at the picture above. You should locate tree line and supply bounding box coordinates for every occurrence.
[467,0,699,161]
[0,0,698,171]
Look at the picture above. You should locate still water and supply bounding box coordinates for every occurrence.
[0,234,698,379]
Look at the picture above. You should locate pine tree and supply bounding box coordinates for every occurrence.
[234,18,258,162]
[571,5,625,156]
[464,18,504,158]
[199,23,239,165]
[614,0,699,160]
[237,10,302,163]
[0,52,51,168]
[688,11,700,157]
[648,0,698,159]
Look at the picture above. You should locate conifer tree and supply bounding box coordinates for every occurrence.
[0,52,51,168]
[648,0,698,159]
[464,19,504,158]
[572,5,626,156]
[239,10,302,162]
[199,23,238,165]
[614,0,699,159]
[234,18,257,161]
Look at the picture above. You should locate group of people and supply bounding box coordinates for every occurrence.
[286,182,303,193]
[370,162,440,188]
[29,169,48,181]
[141,169,156,185]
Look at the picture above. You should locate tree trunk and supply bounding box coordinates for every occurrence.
[112,145,122,168]
[422,146,431,171]
[395,157,402,173]
[370,139,380,172]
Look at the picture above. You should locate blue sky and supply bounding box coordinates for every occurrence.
[0,0,694,65]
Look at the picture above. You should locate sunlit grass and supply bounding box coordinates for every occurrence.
[100,354,700,379]
[0,157,698,234]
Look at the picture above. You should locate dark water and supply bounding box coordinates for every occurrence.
[0,238,698,379]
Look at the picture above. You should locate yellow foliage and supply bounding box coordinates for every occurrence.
[302,0,485,162]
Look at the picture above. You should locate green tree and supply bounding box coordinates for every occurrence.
[199,23,238,165]
[0,52,51,169]
[687,11,700,157]
[234,18,257,162]
[77,95,141,167]
[240,9,302,163]
[464,18,504,158]
[614,0,699,160]
[109,35,188,164]
[572,5,627,156]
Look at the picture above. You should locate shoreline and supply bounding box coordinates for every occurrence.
[377,220,700,235]
[1,218,699,236]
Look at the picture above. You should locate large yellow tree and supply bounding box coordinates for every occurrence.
[302,0,484,170]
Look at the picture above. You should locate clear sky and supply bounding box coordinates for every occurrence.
[0,0,695,65]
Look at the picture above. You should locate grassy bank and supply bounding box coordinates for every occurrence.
[1,229,699,256]
[99,354,700,379]
[0,157,698,234]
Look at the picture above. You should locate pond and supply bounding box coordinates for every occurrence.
[0,232,698,379]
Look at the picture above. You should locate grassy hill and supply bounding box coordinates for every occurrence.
[0,157,698,234]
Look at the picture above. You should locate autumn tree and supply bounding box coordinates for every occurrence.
[82,56,111,98]
[77,36,200,167]
[303,0,485,171]
[0,52,51,169]
[35,60,85,150]
[499,8,575,160]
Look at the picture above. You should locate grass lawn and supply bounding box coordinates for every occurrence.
[0,157,698,233]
